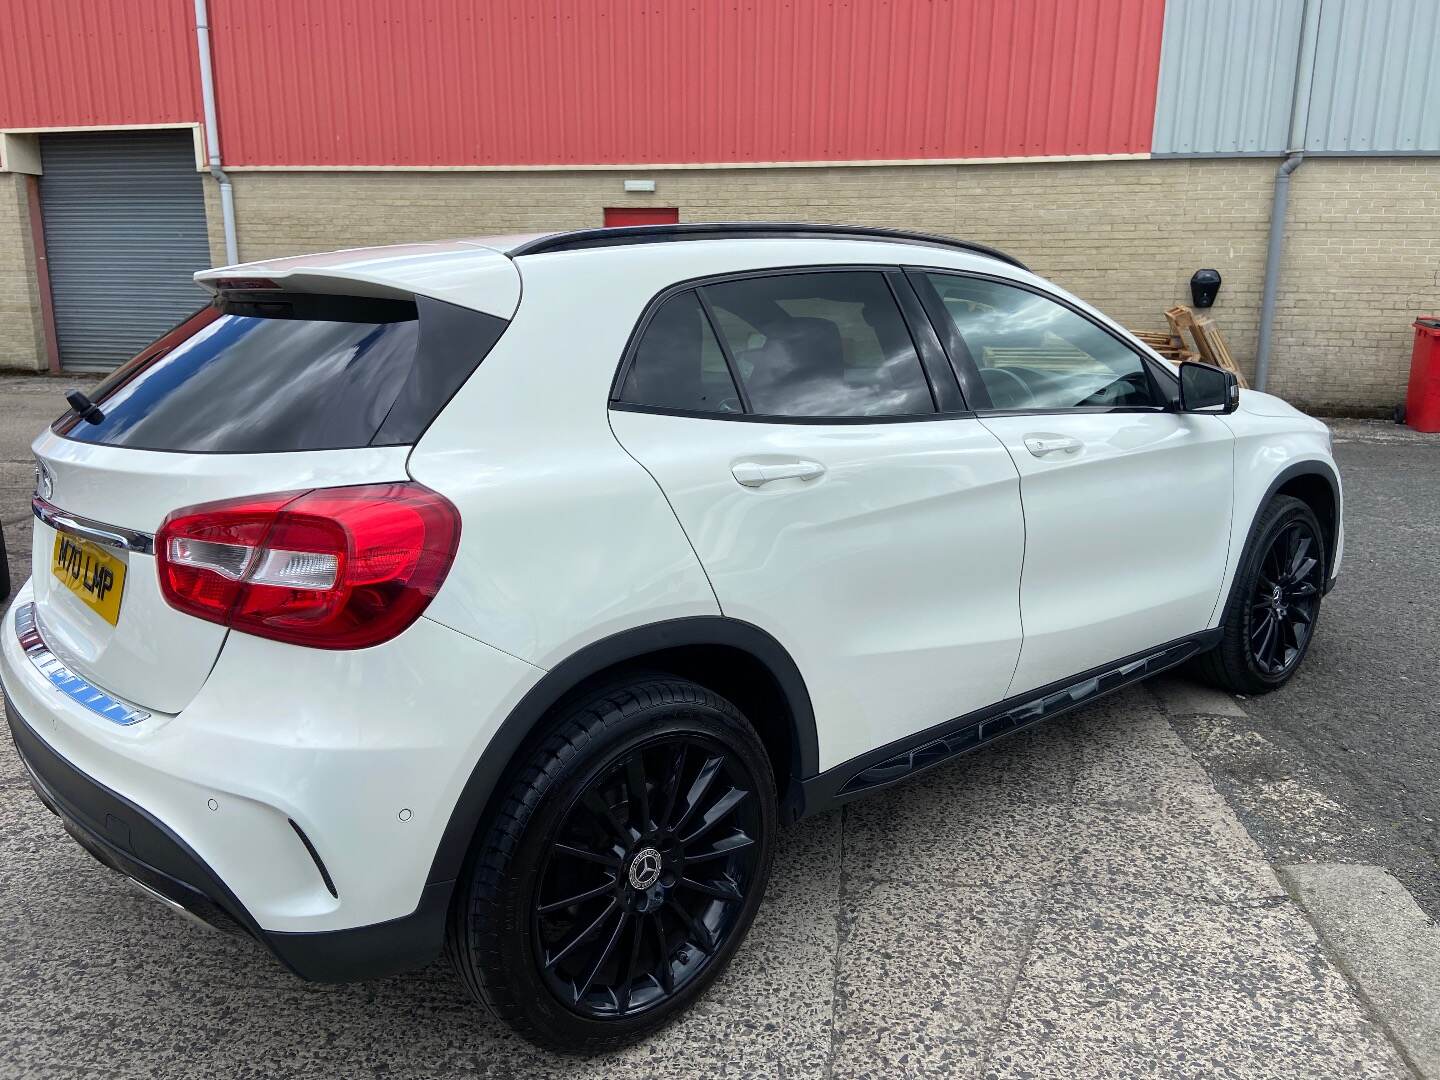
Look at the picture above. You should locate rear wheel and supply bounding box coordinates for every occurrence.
[1193,495,1325,694]
[446,677,776,1053]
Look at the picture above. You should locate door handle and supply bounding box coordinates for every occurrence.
[732,459,827,487]
[1023,434,1083,458]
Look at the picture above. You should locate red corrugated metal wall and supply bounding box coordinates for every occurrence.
[0,0,201,128]
[0,0,1168,166]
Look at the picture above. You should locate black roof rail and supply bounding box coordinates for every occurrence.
[507,222,1028,271]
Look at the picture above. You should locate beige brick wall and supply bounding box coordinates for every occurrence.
[0,172,45,372]
[214,159,1313,400]
[1267,158,1440,412]
[12,157,1440,411]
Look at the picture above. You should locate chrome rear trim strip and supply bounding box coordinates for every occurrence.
[13,603,150,726]
[32,495,154,555]
[124,877,229,936]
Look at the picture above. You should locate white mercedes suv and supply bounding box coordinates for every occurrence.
[2,224,1341,1052]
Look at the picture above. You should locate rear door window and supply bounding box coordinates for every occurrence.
[55,294,507,452]
[700,272,935,418]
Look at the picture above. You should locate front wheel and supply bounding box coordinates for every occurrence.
[446,677,776,1053]
[1193,495,1325,694]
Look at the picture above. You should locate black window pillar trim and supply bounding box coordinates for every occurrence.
[885,268,966,413]
[905,268,993,408]
[694,287,754,414]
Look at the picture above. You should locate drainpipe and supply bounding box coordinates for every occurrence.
[1254,0,1322,392]
[1255,153,1303,392]
[194,0,238,265]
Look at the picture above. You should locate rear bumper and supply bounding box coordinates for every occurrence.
[1,576,547,980]
[6,687,450,981]
[8,692,245,935]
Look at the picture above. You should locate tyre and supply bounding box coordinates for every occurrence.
[1192,495,1325,694]
[0,526,9,601]
[446,676,777,1053]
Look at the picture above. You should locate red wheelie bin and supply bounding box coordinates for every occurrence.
[1405,318,1440,432]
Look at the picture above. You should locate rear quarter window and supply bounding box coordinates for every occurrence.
[55,294,507,453]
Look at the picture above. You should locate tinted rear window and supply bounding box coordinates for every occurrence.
[56,294,507,453]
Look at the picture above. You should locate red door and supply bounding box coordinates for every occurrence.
[603,207,679,227]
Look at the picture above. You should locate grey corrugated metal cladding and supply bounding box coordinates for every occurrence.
[1152,0,1440,156]
[1305,0,1440,153]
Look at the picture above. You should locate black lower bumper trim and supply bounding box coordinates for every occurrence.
[4,690,449,983]
[266,880,452,982]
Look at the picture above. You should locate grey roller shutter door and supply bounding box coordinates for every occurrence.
[38,130,213,372]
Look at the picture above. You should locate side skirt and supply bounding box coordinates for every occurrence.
[793,630,1221,816]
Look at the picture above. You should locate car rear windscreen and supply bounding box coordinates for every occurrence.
[55,293,507,453]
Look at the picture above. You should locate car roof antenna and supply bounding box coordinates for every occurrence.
[65,389,105,425]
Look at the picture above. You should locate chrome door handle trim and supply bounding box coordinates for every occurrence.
[732,460,827,487]
[32,495,155,554]
[1023,435,1082,458]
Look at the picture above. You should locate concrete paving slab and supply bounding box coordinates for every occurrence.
[844,784,1073,888]
[1148,674,1250,717]
[1068,699,1222,810]
[845,691,1282,903]
[1280,863,1440,1079]
[1064,798,1286,902]
[831,879,1045,1080]
[985,886,1410,1080]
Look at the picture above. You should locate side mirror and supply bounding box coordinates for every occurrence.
[1178,361,1239,414]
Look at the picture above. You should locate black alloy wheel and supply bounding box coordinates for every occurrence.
[533,734,763,1019]
[1192,494,1326,694]
[1247,518,1322,678]
[447,677,776,1053]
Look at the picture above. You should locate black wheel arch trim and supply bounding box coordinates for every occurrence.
[425,615,819,889]
[1238,460,1342,598]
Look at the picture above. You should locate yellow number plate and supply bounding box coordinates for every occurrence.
[52,532,126,627]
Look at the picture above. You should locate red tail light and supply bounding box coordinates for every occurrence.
[156,483,460,649]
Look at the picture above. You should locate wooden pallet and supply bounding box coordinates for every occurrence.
[1131,327,1199,363]
[1133,329,1180,349]
[1162,305,1249,387]
[1194,316,1246,387]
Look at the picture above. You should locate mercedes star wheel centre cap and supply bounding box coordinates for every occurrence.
[628,847,663,890]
